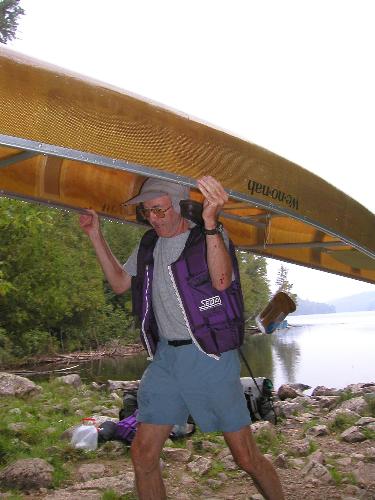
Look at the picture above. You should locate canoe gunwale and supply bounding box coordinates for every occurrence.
[1,132,374,263]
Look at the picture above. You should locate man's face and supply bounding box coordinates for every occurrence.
[142,195,181,237]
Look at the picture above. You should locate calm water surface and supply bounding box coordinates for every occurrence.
[42,311,375,391]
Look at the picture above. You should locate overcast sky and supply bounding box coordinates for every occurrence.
[8,0,375,303]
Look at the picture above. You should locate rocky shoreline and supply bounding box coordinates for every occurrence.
[0,372,374,499]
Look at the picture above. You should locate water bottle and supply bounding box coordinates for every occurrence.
[71,418,98,451]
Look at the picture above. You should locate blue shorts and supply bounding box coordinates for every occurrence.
[137,338,251,433]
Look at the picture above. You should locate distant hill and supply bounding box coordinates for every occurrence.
[329,290,375,312]
[291,298,336,315]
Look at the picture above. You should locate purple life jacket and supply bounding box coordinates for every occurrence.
[131,225,245,358]
[114,409,138,444]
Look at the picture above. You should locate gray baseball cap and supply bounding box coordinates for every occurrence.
[125,177,190,206]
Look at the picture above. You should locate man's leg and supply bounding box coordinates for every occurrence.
[131,422,173,500]
[223,426,285,500]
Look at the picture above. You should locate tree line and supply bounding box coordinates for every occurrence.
[0,199,274,366]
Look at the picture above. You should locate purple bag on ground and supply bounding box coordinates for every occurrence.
[114,410,138,444]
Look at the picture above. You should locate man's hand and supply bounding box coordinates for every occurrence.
[79,209,100,238]
[196,176,228,229]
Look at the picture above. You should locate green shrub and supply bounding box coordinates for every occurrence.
[328,414,358,433]
[364,394,375,417]
[254,429,284,456]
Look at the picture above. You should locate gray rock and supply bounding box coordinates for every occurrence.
[274,400,303,418]
[0,458,54,490]
[57,373,81,387]
[7,422,27,433]
[364,447,375,461]
[356,416,375,426]
[274,453,288,468]
[110,392,122,402]
[352,462,375,488]
[69,472,135,493]
[201,440,217,451]
[289,383,312,392]
[216,447,232,460]
[307,450,325,465]
[341,426,366,443]
[91,382,106,391]
[341,484,364,496]
[345,382,375,394]
[44,491,102,499]
[206,478,223,488]
[326,408,361,423]
[76,463,106,481]
[97,441,125,457]
[217,472,228,481]
[277,384,303,400]
[250,495,265,500]
[0,372,42,397]
[179,473,197,486]
[289,458,305,469]
[311,385,341,396]
[313,395,340,410]
[162,447,192,462]
[302,462,333,484]
[91,414,119,426]
[336,456,352,467]
[306,425,329,437]
[220,453,238,470]
[289,439,310,457]
[107,379,140,392]
[250,420,275,434]
[338,396,369,415]
[186,456,212,475]
[8,407,21,415]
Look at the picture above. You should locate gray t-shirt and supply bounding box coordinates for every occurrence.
[123,228,230,340]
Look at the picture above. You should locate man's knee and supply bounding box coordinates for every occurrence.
[131,439,160,473]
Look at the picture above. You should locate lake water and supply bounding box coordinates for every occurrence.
[46,311,375,391]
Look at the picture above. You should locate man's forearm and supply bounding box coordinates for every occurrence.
[89,230,131,294]
[205,233,233,290]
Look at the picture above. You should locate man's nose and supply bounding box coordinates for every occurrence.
[148,211,159,222]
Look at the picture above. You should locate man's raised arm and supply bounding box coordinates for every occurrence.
[79,209,131,294]
[197,176,232,291]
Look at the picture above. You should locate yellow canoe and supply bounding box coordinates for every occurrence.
[1,47,374,284]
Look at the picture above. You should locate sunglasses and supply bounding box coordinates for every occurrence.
[139,205,172,219]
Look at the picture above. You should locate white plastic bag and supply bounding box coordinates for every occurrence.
[71,417,98,451]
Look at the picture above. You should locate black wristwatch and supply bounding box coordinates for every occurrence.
[203,222,224,235]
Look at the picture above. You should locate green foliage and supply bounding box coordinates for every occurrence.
[302,418,320,434]
[0,0,24,44]
[308,440,318,454]
[102,492,136,500]
[0,199,144,363]
[236,251,270,320]
[0,379,117,487]
[254,428,284,456]
[364,394,375,417]
[336,390,356,404]
[275,265,297,304]
[0,198,273,364]
[361,427,375,440]
[328,466,343,485]
[328,414,358,433]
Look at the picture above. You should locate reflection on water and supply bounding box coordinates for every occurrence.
[78,353,149,383]
[31,311,375,390]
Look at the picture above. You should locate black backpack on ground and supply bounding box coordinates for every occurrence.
[240,376,277,424]
[238,348,277,425]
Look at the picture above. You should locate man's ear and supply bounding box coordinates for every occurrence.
[136,205,151,225]
[179,200,204,226]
